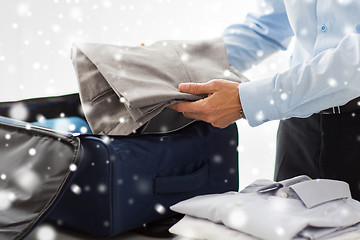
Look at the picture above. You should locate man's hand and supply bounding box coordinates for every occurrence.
[169,79,243,128]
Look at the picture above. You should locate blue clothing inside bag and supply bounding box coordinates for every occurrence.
[32,116,92,134]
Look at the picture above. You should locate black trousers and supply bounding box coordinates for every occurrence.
[275,111,360,201]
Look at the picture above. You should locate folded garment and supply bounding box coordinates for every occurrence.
[71,38,248,135]
[171,176,360,240]
[170,215,258,240]
[171,216,360,240]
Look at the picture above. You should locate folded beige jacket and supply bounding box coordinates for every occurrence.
[71,38,248,135]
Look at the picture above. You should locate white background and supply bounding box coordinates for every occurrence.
[0,0,291,189]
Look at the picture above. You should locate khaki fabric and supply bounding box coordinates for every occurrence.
[71,38,248,135]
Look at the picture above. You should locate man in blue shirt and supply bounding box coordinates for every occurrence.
[170,0,360,199]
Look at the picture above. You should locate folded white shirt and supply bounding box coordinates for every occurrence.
[170,215,258,240]
[171,176,360,240]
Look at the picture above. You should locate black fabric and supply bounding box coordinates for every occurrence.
[275,111,360,201]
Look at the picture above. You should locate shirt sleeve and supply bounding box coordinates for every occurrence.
[240,33,360,126]
[223,0,294,72]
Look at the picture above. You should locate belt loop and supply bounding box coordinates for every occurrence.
[332,106,341,114]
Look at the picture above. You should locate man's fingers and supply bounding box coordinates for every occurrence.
[167,104,178,111]
[179,81,219,95]
[169,100,206,113]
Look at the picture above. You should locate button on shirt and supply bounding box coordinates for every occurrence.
[223,0,360,126]
[171,176,360,240]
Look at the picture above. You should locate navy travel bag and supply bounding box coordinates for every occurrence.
[0,94,239,238]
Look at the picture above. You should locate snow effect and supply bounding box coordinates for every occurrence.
[17,2,31,17]
[0,190,14,211]
[117,179,124,185]
[137,180,151,194]
[328,78,338,88]
[212,154,223,164]
[71,184,82,195]
[223,69,231,77]
[181,54,189,62]
[69,163,77,172]
[113,53,123,61]
[81,103,93,115]
[80,126,88,133]
[28,148,37,156]
[251,168,259,176]
[280,93,288,101]
[300,28,308,36]
[33,62,41,70]
[13,167,41,194]
[9,103,29,121]
[255,111,265,122]
[119,117,125,123]
[229,139,236,146]
[256,50,264,57]
[341,207,349,216]
[237,145,244,153]
[5,134,11,140]
[36,114,46,123]
[98,183,107,193]
[227,209,247,229]
[160,125,168,132]
[35,225,57,240]
[84,185,91,192]
[155,203,166,214]
[275,226,285,236]
[128,198,134,205]
[68,124,76,131]
[101,135,111,144]
[0,174,6,180]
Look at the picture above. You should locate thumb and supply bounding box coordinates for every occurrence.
[179,82,217,95]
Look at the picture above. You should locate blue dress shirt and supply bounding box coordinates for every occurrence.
[224,0,360,126]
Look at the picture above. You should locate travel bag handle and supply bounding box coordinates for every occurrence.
[154,162,209,194]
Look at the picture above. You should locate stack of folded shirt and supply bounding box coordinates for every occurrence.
[170,176,360,240]
[71,38,248,135]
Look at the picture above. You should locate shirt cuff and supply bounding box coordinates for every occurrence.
[239,77,281,127]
